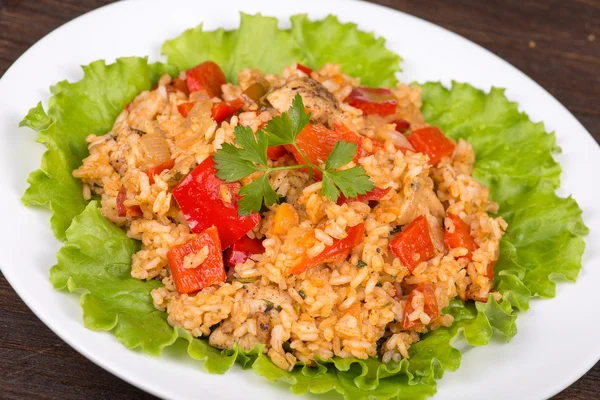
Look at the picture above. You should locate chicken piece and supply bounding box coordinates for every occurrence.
[244,284,293,314]
[255,312,271,343]
[266,77,340,124]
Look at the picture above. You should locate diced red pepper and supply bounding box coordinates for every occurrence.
[444,214,476,259]
[345,87,397,116]
[392,119,411,133]
[390,215,435,272]
[116,187,142,218]
[286,123,362,179]
[297,63,314,76]
[337,187,391,205]
[407,126,455,166]
[211,98,245,123]
[267,145,289,160]
[167,226,226,294]
[177,102,195,118]
[289,224,364,275]
[167,77,190,96]
[185,61,227,97]
[146,159,176,185]
[224,235,265,268]
[172,157,260,249]
[402,282,438,330]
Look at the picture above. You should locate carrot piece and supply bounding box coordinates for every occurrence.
[407,126,455,166]
[272,203,299,235]
[185,61,227,97]
[167,226,225,295]
[389,215,435,272]
[289,224,364,275]
[146,159,175,185]
[402,282,438,330]
[444,214,476,259]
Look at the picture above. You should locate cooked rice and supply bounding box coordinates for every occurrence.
[73,62,505,369]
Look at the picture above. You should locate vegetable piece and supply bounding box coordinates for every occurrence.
[266,145,288,160]
[393,119,410,133]
[139,132,171,166]
[146,159,176,185]
[167,226,226,294]
[166,77,190,96]
[407,126,455,166]
[296,63,314,75]
[224,235,265,268]
[272,203,299,235]
[211,98,245,123]
[242,82,267,103]
[185,61,227,97]
[172,157,260,249]
[402,282,438,330]
[289,223,364,275]
[389,215,435,272]
[345,87,397,116]
[116,187,142,218]
[444,214,476,259]
[336,186,391,205]
[177,102,195,118]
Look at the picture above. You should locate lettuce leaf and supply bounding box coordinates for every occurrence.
[21,58,177,240]
[21,13,586,400]
[162,13,401,86]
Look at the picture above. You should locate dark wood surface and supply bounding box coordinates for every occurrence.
[0,0,598,399]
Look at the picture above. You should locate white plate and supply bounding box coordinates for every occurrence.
[0,0,599,399]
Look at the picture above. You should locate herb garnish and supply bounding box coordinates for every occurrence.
[356,259,367,268]
[214,94,374,215]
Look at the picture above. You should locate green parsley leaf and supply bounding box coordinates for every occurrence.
[214,143,259,181]
[325,141,357,170]
[264,94,311,146]
[234,125,269,166]
[321,173,341,202]
[238,174,279,215]
[323,167,374,199]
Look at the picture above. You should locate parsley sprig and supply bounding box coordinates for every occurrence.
[214,94,374,215]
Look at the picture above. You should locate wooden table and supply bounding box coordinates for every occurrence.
[1,0,598,398]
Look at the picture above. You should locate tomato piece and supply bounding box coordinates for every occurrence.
[390,215,435,272]
[146,159,176,185]
[402,282,438,330]
[345,87,397,116]
[289,224,364,275]
[185,61,227,97]
[392,119,410,134]
[267,145,288,160]
[172,157,260,249]
[407,126,455,166]
[336,186,391,205]
[286,123,363,179]
[116,187,142,218]
[211,98,244,123]
[296,63,314,75]
[224,235,265,268]
[444,214,476,259]
[177,102,195,118]
[167,226,226,294]
[167,77,190,96]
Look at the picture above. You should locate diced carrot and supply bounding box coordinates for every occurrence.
[272,203,299,235]
[345,87,397,116]
[444,214,476,259]
[167,226,226,295]
[146,159,176,185]
[407,126,455,166]
[211,98,244,123]
[185,61,227,97]
[296,63,313,75]
[337,187,391,205]
[224,235,265,268]
[177,102,195,118]
[402,282,438,330]
[267,145,288,160]
[389,215,435,272]
[289,224,364,275]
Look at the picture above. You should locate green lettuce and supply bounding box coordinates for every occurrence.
[21,13,586,400]
[162,13,401,87]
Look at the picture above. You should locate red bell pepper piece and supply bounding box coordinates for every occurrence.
[185,61,227,98]
[336,187,391,205]
[392,119,410,133]
[224,235,265,268]
[296,63,313,75]
[172,157,260,249]
[167,77,190,96]
[390,215,435,272]
[177,102,195,118]
[444,214,476,259]
[407,126,455,166]
[146,159,176,185]
[116,187,142,218]
[267,145,288,160]
[289,224,364,275]
[345,87,397,116]
[211,98,244,123]
[402,282,438,330]
[167,226,226,294]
